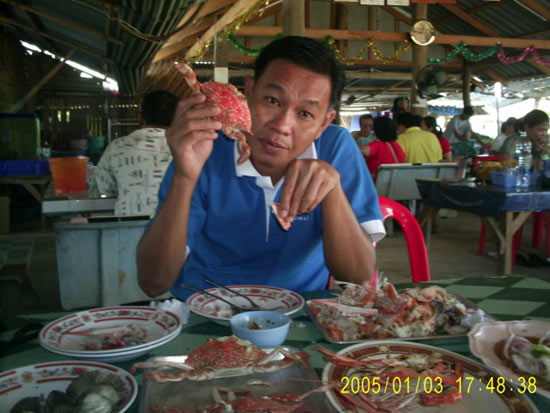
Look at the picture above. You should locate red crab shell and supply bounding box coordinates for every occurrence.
[176,62,251,163]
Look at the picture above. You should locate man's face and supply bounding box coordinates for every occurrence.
[244,59,335,179]
[360,118,373,136]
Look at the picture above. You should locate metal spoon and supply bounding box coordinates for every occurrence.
[179,282,251,314]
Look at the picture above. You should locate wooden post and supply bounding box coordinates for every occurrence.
[411,4,428,117]
[282,0,305,36]
[214,35,230,83]
[463,59,471,107]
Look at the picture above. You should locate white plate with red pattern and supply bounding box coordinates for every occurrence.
[39,306,181,362]
[186,285,305,325]
[322,340,538,412]
[0,361,137,412]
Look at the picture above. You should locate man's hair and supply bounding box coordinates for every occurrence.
[422,116,442,135]
[141,90,179,127]
[373,116,397,142]
[462,106,474,116]
[359,114,374,123]
[254,36,345,110]
[395,112,416,128]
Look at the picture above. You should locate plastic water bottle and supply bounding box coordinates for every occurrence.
[87,162,97,196]
[514,132,532,187]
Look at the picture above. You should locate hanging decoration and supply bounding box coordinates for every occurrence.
[428,42,499,65]
[323,35,410,64]
[226,32,283,56]
[188,0,273,63]
[497,44,550,65]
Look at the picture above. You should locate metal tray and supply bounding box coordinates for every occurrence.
[139,347,337,412]
[306,294,496,345]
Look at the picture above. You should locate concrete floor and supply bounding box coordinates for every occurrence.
[1,211,549,317]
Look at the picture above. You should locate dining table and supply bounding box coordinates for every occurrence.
[1,275,550,412]
[416,178,550,276]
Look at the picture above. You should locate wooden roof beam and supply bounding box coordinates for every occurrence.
[518,0,550,22]
[185,0,262,61]
[234,25,550,49]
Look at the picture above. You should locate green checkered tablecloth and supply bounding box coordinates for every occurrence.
[1,276,549,412]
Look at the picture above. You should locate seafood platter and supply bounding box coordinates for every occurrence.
[320,340,538,412]
[0,361,137,412]
[39,306,182,362]
[186,285,305,325]
[306,280,494,343]
[135,336,337,412]
[468,320,550,399]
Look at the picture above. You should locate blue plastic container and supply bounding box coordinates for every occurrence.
[491,171,538,187]
[0,160,50,176]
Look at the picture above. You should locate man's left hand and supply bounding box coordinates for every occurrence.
[278,159,340,223]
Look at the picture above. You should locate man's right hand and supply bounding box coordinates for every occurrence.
[166,94,222,182]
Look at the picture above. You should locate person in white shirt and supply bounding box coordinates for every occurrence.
[443,106,486,156]
[94,90,178,217]
[443,106,474,144]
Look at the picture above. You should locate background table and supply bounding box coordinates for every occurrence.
[1,276,549,412]
[416,179,550,275]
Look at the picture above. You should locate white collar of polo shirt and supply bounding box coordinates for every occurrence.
[233,140,318,239]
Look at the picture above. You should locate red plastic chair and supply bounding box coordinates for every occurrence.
[377,196,431,283]
[326,196,431,289]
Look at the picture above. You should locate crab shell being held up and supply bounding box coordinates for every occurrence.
[176,62,252,164]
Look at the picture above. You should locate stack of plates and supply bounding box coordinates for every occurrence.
[39,306,182,363]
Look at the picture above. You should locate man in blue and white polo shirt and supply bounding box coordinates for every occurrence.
[137,36,385,300]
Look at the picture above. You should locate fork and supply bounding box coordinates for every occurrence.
[180,282,252,314]
[202,277,286,312]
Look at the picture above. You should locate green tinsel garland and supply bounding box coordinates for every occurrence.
[226,32,283,56]
[429,42,499,64]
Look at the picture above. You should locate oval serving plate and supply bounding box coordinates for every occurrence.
[39,306,181,361]
[186,285,305,325]
[322,340,538,413]
[468,320,550,399]
[0,361,137,412]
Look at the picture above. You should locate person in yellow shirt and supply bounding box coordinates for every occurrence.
[396,112,442,163]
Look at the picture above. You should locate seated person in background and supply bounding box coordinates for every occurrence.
[396,112,442,163]
[490,117,517,154]
[136,36,385,300]
[95,90,178,217]
[364,116,405,180]
[421,116,452,162]
[352,114,375,155]
[500,110,549,170]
